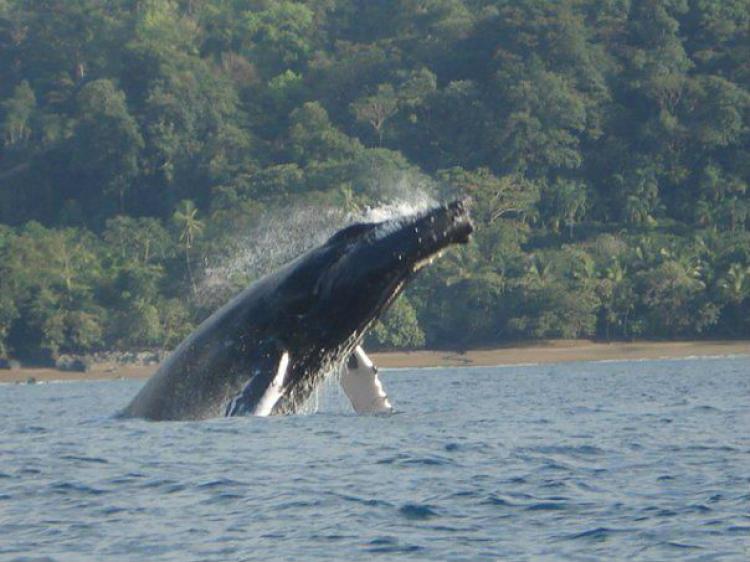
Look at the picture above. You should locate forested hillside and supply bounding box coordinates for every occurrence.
[1,0,749,361]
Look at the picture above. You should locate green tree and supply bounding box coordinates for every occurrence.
[71,79,143,214]
[438,167,539,226]
[719,263,750,303]
[351,84,399,145]
[368,295,425,349]
[597,259,636,340]
[507,280,599,339]
[635,260,718,336]
[1,80,36,146]
[242,1,317,76]
[496,60,588,174]
[1,223,104,357]
[540,179,589,238]
[288,101,361,164]
[159,298,194,350]
[172,200,204,295]
[103,216,173,266]
[0,225,19,357]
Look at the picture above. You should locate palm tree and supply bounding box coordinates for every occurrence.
[339,184,360,215]
[173,200,204,295]
[719,263,750,303]
[571,252,597,286]
[525,255,553,288]
[600,258,631,340]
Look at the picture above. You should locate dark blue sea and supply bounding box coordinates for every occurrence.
[2,357,749,561]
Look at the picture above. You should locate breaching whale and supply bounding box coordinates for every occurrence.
[123,199,473,420]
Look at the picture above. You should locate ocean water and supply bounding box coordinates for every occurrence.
[1,357,749,561]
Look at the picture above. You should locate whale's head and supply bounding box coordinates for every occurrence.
[265,198,473,412]
[269,199,473,392]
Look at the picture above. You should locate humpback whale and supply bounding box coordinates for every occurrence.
[123,199,473,420]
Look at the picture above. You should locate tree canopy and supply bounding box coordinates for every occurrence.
[0,0,748,359]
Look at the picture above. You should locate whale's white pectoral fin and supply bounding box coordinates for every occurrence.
[340,346,393,414]
[226,351,290,417]
[251,351,289,416]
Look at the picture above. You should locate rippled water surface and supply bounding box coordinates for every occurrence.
[2,357,750,561]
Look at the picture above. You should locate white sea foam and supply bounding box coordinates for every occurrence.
[357,195,434,224]
[293,364,351,415]
[196,191,436,308]
[197,205,347,307]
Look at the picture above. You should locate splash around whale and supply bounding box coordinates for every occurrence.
[122,199,473,421]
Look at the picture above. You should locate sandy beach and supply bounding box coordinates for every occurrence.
[2,339,748,384]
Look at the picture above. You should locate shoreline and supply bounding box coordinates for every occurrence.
[1,340,748,384]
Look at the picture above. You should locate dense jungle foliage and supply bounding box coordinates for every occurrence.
[0,0,749,360]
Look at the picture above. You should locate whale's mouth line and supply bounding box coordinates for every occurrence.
[412,249,446,273]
